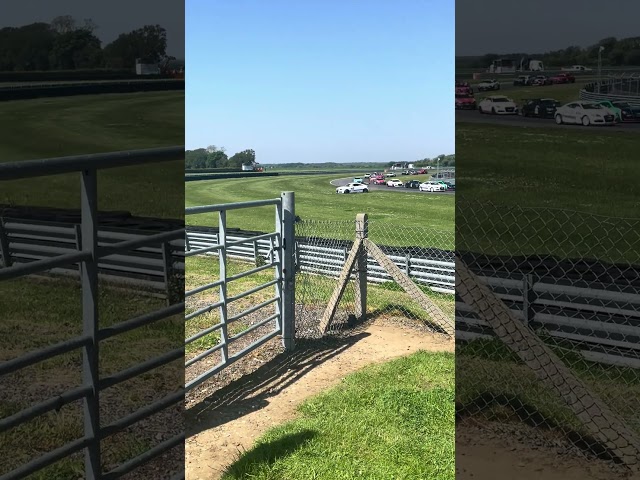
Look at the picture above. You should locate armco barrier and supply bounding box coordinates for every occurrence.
[0,79,184,101]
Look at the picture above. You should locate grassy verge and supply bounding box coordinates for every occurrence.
[0,277,183,478]
[221,351,454,480]
[185,255,454,352]
[0,92,184,218]
[456,340,640,437]
[185,174,454,241]
[471,81,589,105]
[456,122,640,261]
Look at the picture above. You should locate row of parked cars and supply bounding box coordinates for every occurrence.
[336,179,454,194]
[476,96,640,125]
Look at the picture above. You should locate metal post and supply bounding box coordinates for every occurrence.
[522,273,535,327]
[218,211,228,363]
[253,240,259,267]
[0,217,12,267]
[162,242,175,306]
[281,192,295,350]
[354,214,368,321]
[405,253,411,277]
[80,168,101,479]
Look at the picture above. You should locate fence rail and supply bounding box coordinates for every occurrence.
[185,228,455,294]
[0,146,185,480]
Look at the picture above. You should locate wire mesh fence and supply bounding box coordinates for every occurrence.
[456,200,640,470]
[294,218,455,338]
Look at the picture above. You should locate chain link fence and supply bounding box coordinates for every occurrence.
[294,218,455,338]
[456,200,640,470]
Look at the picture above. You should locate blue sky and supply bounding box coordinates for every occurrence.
[186,1,454,164]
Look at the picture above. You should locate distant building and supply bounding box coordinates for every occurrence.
[135,58,160,75]
[391,162,415,170]
[242,161,263,172]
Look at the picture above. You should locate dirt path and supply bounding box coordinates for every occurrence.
[185,319,453,479]
[456,421,634,480]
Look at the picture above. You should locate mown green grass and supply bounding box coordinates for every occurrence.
[221,351,454,480]
[0,92,184,218]
[185,174,454,246]
[456,122,640,261]
[0,277,183,479]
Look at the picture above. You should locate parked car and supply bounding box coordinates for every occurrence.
[554,101,615,126]
[478,95,518,115]
[513,75,533,86]
[561,65,592,72]
[532,75,552,86]
[386,179,404,187]
[364,173,371,178]
[477,79,500,91]
[455,93,477,110]
[404,180,421,189]
[401,170,410,175]
[549,73,575,84]
[521,98,561,118]
[336,182,369,194]
[419,181,444,192]
[385,172,396,177]
[417,169,426,174]
[611,101,640,122]
[455,80,473,93]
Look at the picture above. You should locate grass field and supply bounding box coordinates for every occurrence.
[0,277,182,479]
[456,122,640,261]
[185,174,454,242]
[473,81,589,105]
[221,351,454,480]
[0,91,184,218]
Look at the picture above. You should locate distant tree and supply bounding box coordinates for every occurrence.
[50,28,102,69]
[50,15,77,34]
[103,24,167,69]
[228,149,256,168]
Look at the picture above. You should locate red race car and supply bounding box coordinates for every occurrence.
[455,92,477,110]
[549,73,576,84]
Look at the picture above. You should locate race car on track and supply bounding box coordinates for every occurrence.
[532,75,552,86]
[404,180,421,189]
[455,80,473,93]
[478,95,518,115]
[476,79,500,91]
[336,182,369,194]
[513,75,533,86]
[372,175,386,185]
[386,179,404,187]
[554,101,616,126]
[456,86,473,96]
[419,181,444,192]
[610,101,640,122]
[521,98,561,118]
[455,92,477,110]
[549,73,575,84]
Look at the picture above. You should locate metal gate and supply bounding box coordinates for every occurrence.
[184,192,296,392]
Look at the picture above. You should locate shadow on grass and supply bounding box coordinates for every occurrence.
[220,429,317,479]
[186,332,370,439]
[456,394,620,463]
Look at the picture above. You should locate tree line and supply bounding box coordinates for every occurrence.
[185,147,256,169]
[0,15,170,71]
[186,146,454,170]
[457,36,640,69]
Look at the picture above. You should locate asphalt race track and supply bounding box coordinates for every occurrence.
[330,178,455,195]
[456,110,640,131]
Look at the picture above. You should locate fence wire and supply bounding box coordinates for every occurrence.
[294,219,455,338]
[456,200,640,469]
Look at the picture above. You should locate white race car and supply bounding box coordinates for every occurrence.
[477,79,500,91]
[478,95,518,115]
[419,181,444,192]
[386,179,404,187]
[554,101,616,126]
[336,182,369,194]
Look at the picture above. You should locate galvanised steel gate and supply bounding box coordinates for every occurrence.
[0,147,185,480]
[184,192,296,392]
